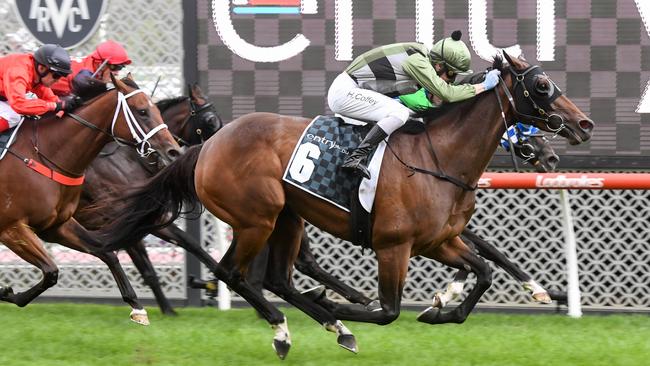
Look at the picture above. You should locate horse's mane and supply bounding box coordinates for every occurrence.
[156,96,189,113]
[413,56,506,121]
[73,76,141,101]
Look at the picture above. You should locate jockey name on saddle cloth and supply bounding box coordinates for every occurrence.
[282,115,387,213]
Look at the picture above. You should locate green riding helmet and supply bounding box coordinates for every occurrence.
[429,30,472,73]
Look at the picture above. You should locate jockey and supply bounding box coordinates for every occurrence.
[0,44,76,133]
[328,30,501,179]
[51,40,132,96]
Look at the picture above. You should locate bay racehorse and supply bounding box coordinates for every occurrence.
[0,73,180,325]
[74,83,222,315]
[205,122,561,310]
[90,53,593,358]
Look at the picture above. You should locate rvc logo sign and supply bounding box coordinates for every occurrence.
[13,0,107,49]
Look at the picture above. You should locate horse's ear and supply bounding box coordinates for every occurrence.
[109,71,117,85]
[190,83,203,98]
[502,50,515,66]
[126,72,134,81]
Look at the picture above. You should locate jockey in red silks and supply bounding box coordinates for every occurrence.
[0,44,76,133]
[51,40,132,97]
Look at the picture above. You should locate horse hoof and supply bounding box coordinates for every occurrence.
[0,286,13,299]
[337,334,358,354]
[417,307,443,324]
[365,299,381,312]
[130,309,150,326]
[301,285,326,302]
[272,339,291,360]
[533,292,552,304]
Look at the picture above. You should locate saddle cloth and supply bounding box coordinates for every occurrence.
[0,120,23,160]
[282,115,387,213]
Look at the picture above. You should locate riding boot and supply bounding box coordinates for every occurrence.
[341,124,388,179]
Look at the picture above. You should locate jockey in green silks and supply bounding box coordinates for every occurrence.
[327,30,501,179]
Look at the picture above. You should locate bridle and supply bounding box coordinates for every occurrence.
[170,99,220,147]
[68,88,168,157]
[496,65,566,135]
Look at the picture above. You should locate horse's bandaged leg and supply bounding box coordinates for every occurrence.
[523,280,551,304]
[432,281,465,308]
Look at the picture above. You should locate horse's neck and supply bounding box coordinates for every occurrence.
[37,92,118,175]
[425,89,508,186]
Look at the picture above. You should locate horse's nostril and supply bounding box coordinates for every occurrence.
[548,154,559,166]
[578,119,594,132]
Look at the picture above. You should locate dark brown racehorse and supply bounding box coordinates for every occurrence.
[210,123,562,309]
[92,53,593,358]
[74,84,222,315]
[0,74,180,325]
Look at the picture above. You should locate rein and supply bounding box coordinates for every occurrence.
[385,127,477,192]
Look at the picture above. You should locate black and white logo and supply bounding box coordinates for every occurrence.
[14,0,107,49]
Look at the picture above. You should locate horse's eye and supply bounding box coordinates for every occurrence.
[138,109,148,116]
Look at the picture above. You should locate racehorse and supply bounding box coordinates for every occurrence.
[91,53,593,358]
[0,73,180,325]
[74,83,222,315]
[206,122,562,310]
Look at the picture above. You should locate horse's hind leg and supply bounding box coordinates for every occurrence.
[214,228,294,359]
[295,231,377,309]
[41,218,149,325]
[0,223,59,307]
[263,209,357,353]
[126,241,177,316]
[418,236,492,324]
[461,229,551,304]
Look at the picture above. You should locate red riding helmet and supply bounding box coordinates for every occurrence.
[91,40,132,65]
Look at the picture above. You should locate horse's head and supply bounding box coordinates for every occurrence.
[500,52,594,145]
[504,124,559,172]
[157,84,222,147]
[109,73,181,167]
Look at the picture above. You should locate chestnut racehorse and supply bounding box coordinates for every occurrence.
[0,74,180,325]
[92,53,593,358]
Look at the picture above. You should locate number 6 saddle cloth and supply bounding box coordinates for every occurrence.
[282,115,387,213]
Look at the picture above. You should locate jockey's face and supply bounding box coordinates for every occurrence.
[434,63,456,83]
[36,64,62,87]
[94,60,124,83]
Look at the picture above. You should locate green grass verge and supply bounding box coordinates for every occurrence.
[0,303,648,366]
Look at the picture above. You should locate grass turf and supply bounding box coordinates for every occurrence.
[0,303,648,366]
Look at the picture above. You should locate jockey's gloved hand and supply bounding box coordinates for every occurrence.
[55,95,82,113]
[482,69,501,90]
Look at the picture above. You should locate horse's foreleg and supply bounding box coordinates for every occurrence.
[263,211,357,354]
[418,236,492,325]
[42,218,149,325]
[126,241,177,316]
[315,244,410,327]
[461,229,551,304]
[0,223,59,307]
[295,231,376,308]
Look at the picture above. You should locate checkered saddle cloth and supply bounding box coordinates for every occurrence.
[283,115,372,212]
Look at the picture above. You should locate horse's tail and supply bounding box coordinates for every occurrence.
[95,145,202,252]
